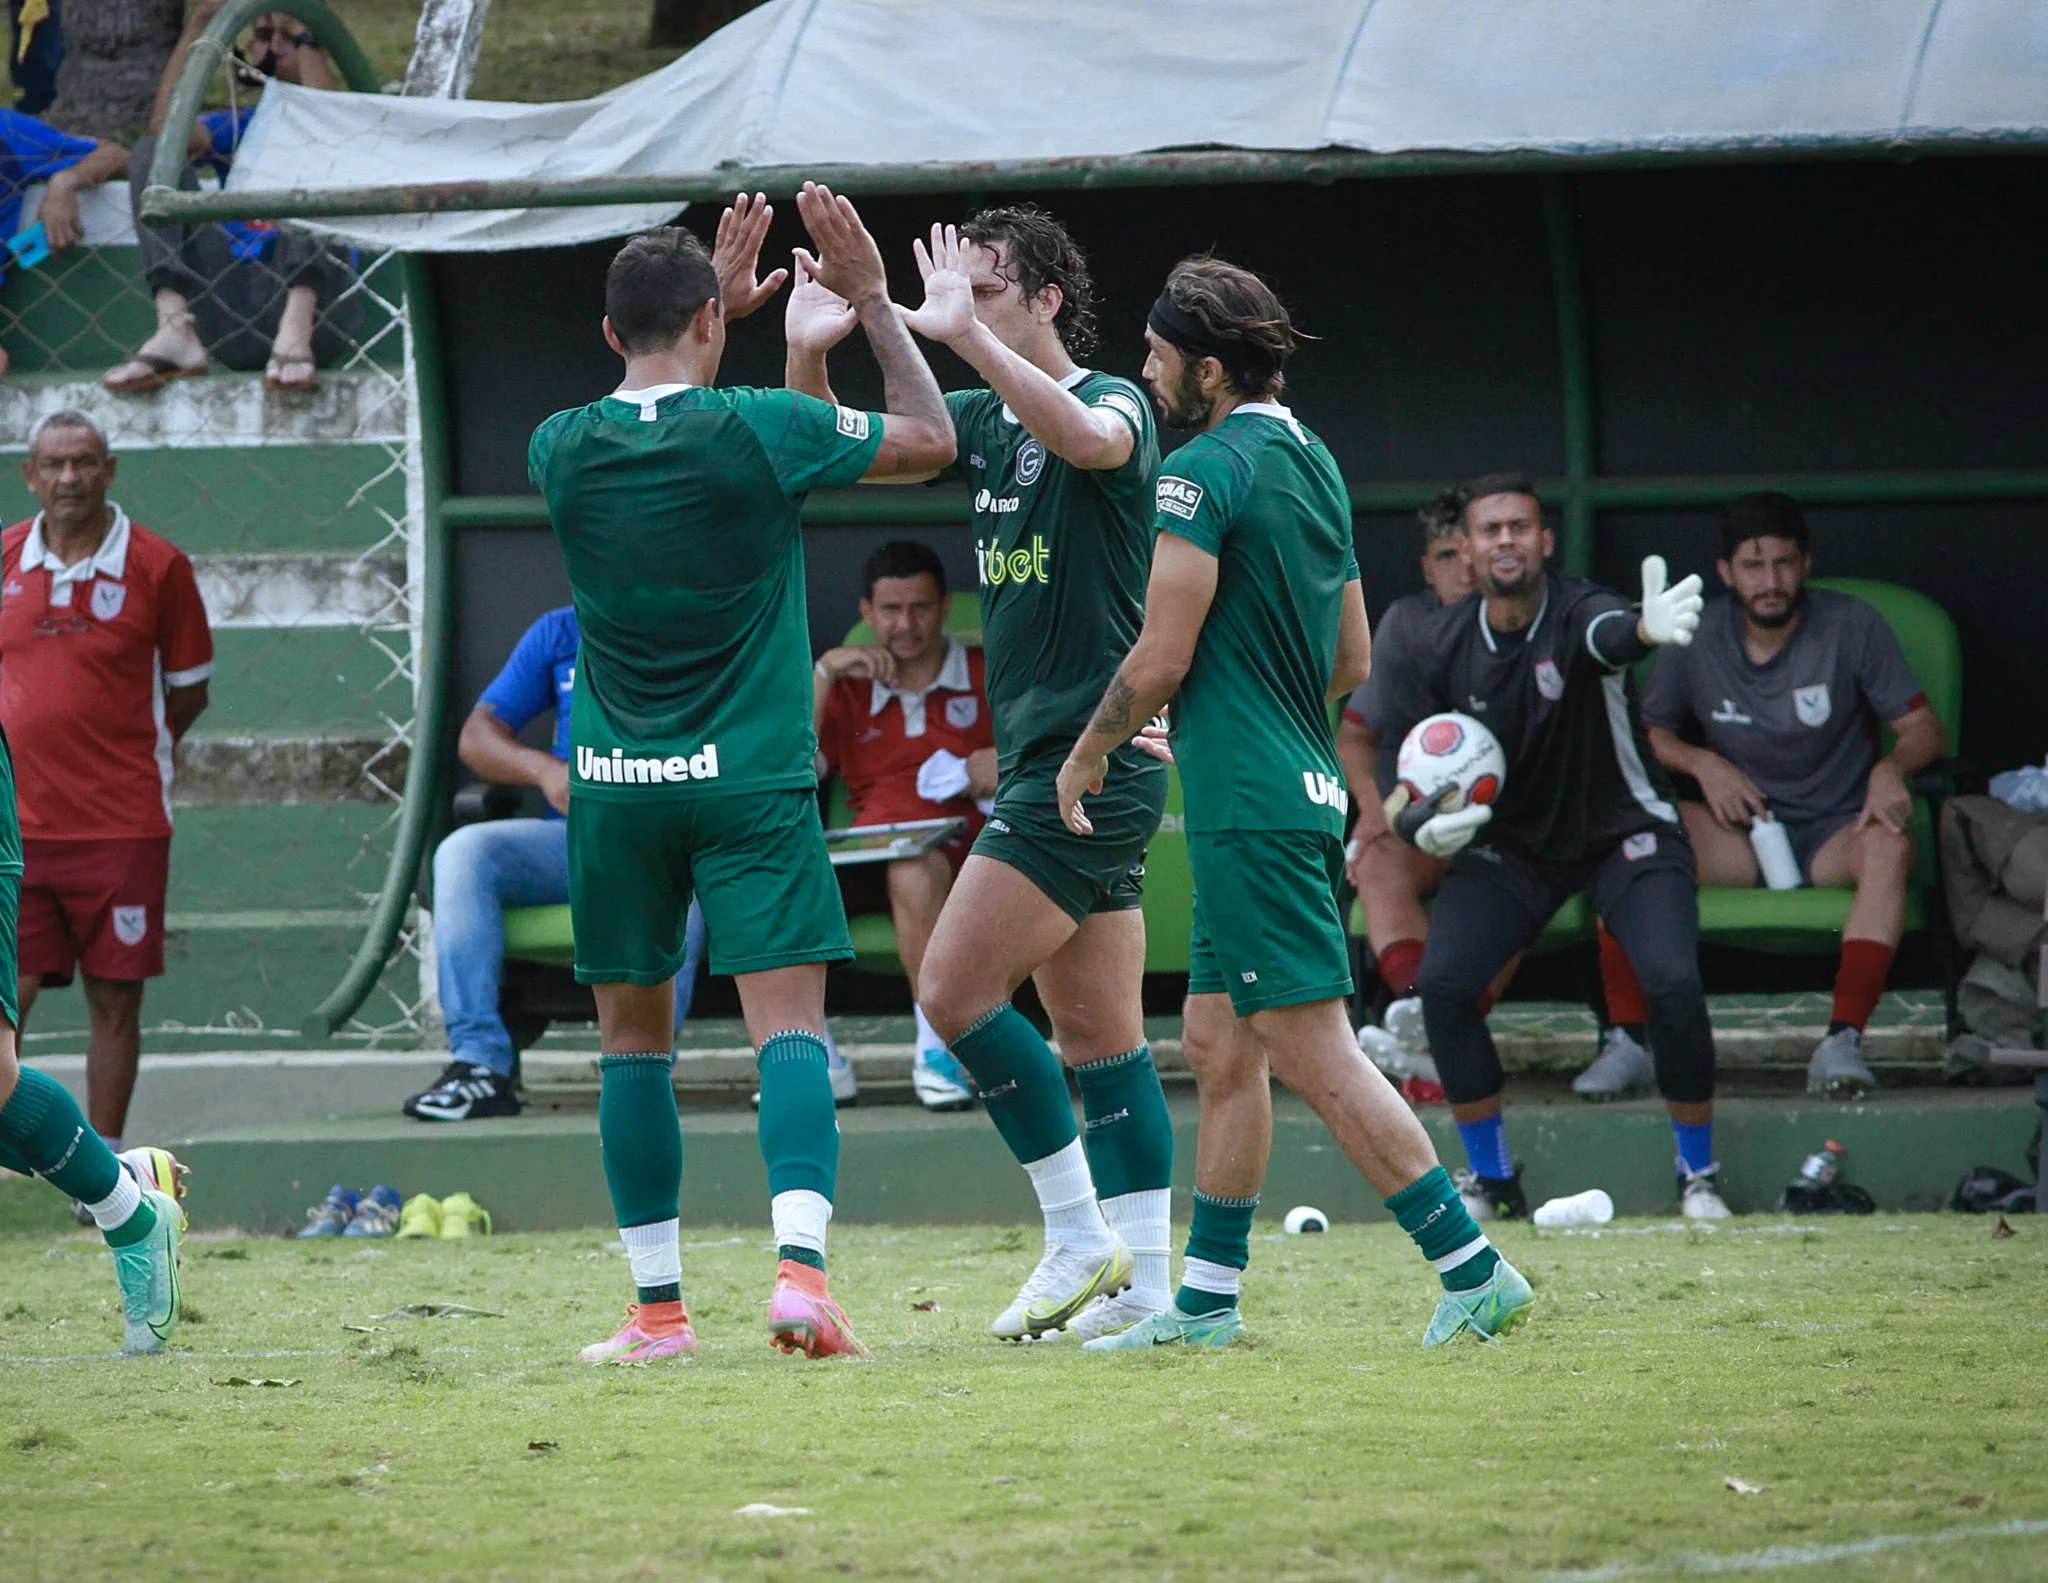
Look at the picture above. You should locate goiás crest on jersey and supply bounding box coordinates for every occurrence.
[1396,711,1507,814]
[1534,658,1565,701]
[1156,476,1205,521]
[1793,683,1832,727]
[1014,439,1047,487]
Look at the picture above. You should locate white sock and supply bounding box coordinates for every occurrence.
[620,1219,682,1293]
[86,1170,143,1233]
[1179,1255,1242,1302]
[771,1189,833,1258]
[1102,1188,1172,1299]
[913,1004,945,1057]
[1432,1235,1494,1276]
[1022,1139,1111,1245]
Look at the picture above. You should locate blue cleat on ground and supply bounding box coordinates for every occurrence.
[1082,1302,1244,1352]
[115,1188,183,1354]
[1422,1259,1534,1347]
[298,1184,359,1238]
[343,1185,403,1237]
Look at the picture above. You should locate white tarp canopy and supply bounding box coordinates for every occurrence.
[228,0,2048,251]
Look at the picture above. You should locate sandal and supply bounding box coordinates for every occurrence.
[264,353,318,393]
[103,350,208,393]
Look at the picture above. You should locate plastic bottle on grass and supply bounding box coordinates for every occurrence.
[1532,1188,1615,1227]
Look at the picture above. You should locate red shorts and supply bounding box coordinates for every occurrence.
[17,837,170,984]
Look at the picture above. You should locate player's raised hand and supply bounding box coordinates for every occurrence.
[785,252,857,356]
[1056,753,1108,836]
[1638,554,1704,647]
[712,192,789,322]
[795,182,887,306]
[900,223,978,346]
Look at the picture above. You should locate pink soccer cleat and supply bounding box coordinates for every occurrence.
[768,1261,870,1360]
[578,1302,696,1363]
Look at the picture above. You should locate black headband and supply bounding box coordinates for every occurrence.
[1147,292,1243,362]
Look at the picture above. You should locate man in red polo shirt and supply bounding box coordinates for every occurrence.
[2,411,213,1174]
[815,540,994,1110]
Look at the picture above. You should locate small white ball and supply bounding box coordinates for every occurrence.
[1283,1205,1329,1234]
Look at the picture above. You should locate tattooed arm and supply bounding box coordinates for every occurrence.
[1057,534,1219,835]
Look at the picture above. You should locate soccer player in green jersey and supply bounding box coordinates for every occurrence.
[790,210,1179,1341]
[531,187,955,1363]
[1056,259,1534,1349]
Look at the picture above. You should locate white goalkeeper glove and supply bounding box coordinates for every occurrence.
[1639,555,1705,647]
[1384,784,1494,859]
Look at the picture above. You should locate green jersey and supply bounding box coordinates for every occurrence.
[530,383,882,802]
[939,371,1160,770]
[1155,402,1358,835]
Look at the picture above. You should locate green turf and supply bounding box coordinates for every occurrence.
[0,1205,2042,1582]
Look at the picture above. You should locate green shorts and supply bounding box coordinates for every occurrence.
[1186,828,1353,1015]
[568,788,852,985]
[972,747,1167,925]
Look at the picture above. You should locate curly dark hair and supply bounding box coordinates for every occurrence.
[960,204,1097,357]
[1160,256,1299,398]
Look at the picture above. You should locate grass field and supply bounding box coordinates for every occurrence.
[3,1192,2045,1583]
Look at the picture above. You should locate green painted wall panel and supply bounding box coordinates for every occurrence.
[204,627,410,733]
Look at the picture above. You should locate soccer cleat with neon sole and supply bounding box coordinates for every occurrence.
[578,1304,697,1363]
[1065,1289,1168,1343]
[114,1188,183,1354]
[990,1239,1133,1340]
[117,1145,189,1209]
[768,1262,870,1359]
[1082,1302,1243,1352]
[1422,1258,1534,1347]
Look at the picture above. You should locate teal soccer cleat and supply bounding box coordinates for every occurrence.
[1082,1302,1243,1352]
[1422,1259,1533,1347]
[114,1189,183,1355]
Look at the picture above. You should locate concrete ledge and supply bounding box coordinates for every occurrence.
[173,733,409,805]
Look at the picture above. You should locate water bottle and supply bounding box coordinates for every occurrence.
[1749,814,1802,890]
[1532,1188,1615,1227]
[1795,1140,1844,1189]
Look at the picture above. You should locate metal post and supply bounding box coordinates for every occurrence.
[1541,174,1597,576]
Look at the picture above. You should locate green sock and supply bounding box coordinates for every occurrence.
[0,1138,34,1177]
[777,1245,825,1271]
[1386,1165,1500,1292]
[756,1030,838,1200]
[596,1053,681,1229]
[1073,1044,1174,1199]
[1176,1190,1257,1314]
[0,1068,121,1202]
[950,1004,1078,1165]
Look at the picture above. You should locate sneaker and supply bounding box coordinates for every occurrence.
[1422,1258,1534,1347]
[1680,1164,1733,1220]
[343,1185,402,1238]
[1453,1165,1527,1222]
[750,1047,860,1111]
[437,1192,492,1238]
[403,1062,522,1122]
[768,1261,870,1359]
[911,1045,976,1111]
[117,1146,190,1205]
[990,1239,1133,1340]
[298,1184,360,1239]
[1574,1025,1656,1100]
[1807,1026,1876,1097]
[395,1194,442,1240]
[1067,1289,1169,1343]
[578,1303,697,1363]
[1082,1301,1243,1352]
[114,1188,183,1354]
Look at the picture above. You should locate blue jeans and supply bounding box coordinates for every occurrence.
[432,817,707,1076]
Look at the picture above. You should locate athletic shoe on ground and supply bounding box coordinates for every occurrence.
[1680,1165,1733,1220]
[1082,1301,1243,1352]
[403,1062,522,1122]
[297,1184,360,1238]
[1573,1025,1656,1100]
[1422,1258,1534,1347]
[749,1047,860,1111]
[1807,1026,1876,1097]
[437,1192,491,1238]
[1453,1165,1527,1222]
[117,1145,189,1204]
[768,1261,870,1359]
[911,1045,976,1111]
[343,1185,402,1238]
[990,1239,1133,1340]
[70,1197,95,1225]
[578,1304,697,1363]
[114,1188,183,1354]
[395,1194,442,1239]
[1066,1289,1169,1343]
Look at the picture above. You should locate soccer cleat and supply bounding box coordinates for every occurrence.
[1422,1258,1534,1347]
[395,1194,442,1240]
[298,1184,360,1238]
[578,1303,697,1363]
[1680,1164,1733,1220]
[114,1188,183,1354]
[1066,1289,1169,1343]
[403,1062,522,1122]
[1082,1301,1243,1352]
[117,1145,190,1206]
[1807,1027,1876,1097]
[768,1261,870,1359]
[343,1185,403,1238]
[436,1192,492,1238]
[1453,1165,1527,1222]
[990,1239,1133,1340]
[911,1045,976,1111]
[1574,1025,1656,1100]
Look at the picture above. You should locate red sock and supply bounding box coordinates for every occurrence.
[1598,925,1650,1027]
[1831,939,1895,1031]
[1378,938,1425,998]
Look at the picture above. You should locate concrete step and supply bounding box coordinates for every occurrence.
[174,732,408,805]
[0,368,407,451]
[194,552,408,630]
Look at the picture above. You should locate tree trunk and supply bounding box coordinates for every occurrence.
[647,0,767,51]
[44,0,185,142]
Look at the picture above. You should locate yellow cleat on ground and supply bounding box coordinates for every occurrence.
[395,1194,443,1239]
[437,1192,492,1238]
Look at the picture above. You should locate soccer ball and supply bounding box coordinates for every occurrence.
[1395,712,1506,814]
[1283,1206,1329,1234]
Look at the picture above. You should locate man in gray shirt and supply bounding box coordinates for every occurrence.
[1619,493,1946,1095]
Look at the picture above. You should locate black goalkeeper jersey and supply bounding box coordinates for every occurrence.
[1377,575,1682,865]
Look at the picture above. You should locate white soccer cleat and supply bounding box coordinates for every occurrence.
[1065,1289,1169,1343]
[989,1239,1133,1340]
[1680,1166,1733,1220]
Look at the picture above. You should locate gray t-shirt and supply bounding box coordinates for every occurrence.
[1639,587,1926,822]
[1343,587,1451,796]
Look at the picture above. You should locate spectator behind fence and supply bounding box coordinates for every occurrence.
[104,2,357,395]
[814,540,995,1111]
[1,412,213,1208]
[6,0,62,117]
[2,107,129,380]
[404,606,714,1123]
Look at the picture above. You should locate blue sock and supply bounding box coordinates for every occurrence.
[1672,1119,1714,1176]
[1455,1114,1513,1180]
